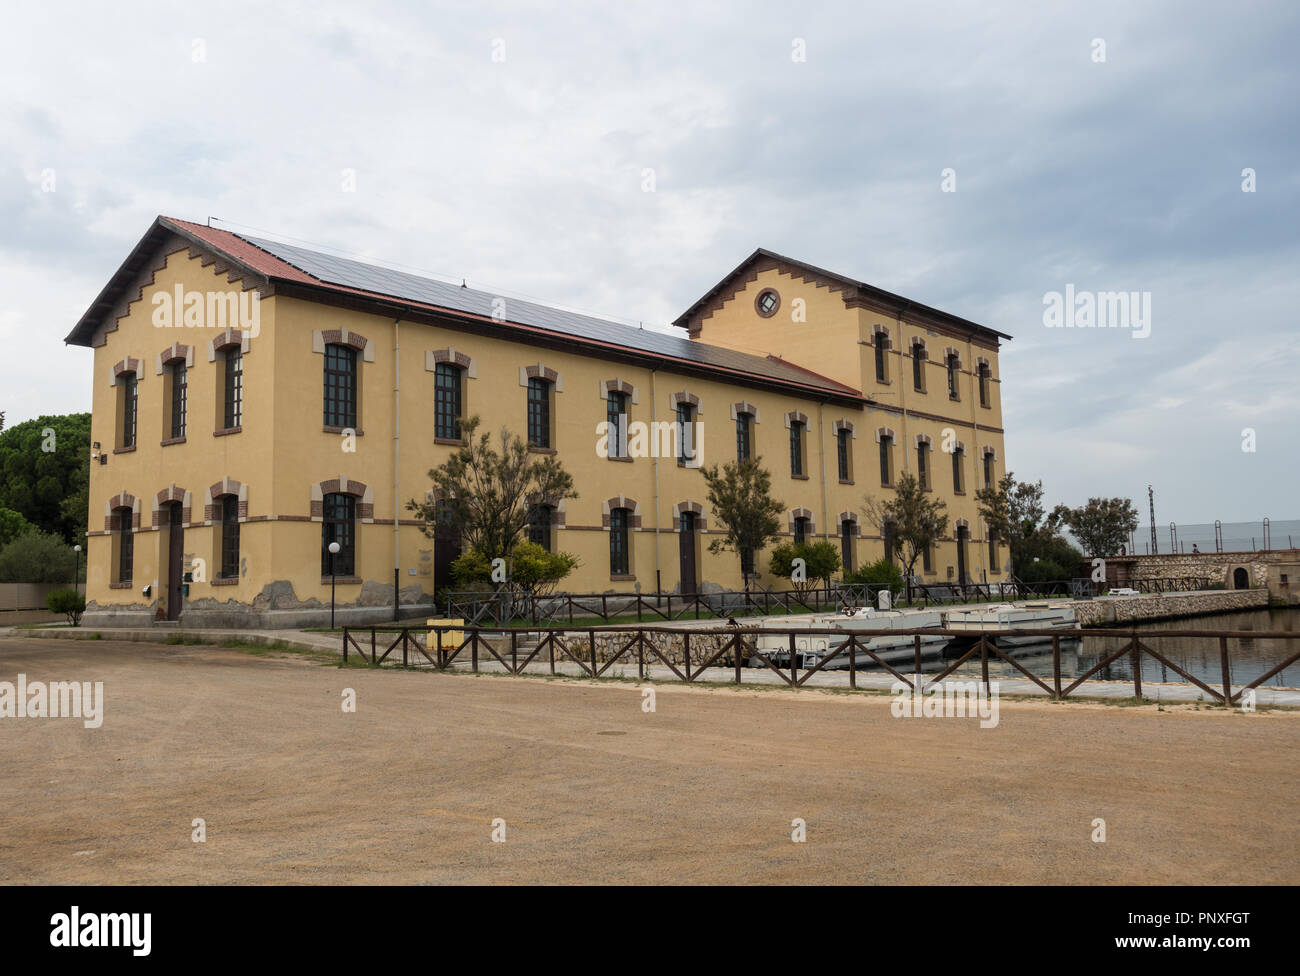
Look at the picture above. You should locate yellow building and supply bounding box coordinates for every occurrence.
[67,217,1011,627]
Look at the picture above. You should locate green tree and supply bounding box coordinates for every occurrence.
[0,528,78,582]
[0,413,91,543]
[861,473,950,581]
[1052,497,1139,558]
[408,416,577,575]
[0,507,36,548]
[976,472,1083,575]
[768,540,840,592]
[701,457,784,588]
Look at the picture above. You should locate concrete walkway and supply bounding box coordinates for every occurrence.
[398,654,1300,707]
[0,623,339,654]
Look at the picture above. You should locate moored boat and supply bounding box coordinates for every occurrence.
[752,607,947,669]
[942,602,1078,647]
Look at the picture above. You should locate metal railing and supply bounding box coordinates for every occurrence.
[443,575,1227,624]
[901,576,1219,606]
[341,623,1300,705]
[442,584,880,626]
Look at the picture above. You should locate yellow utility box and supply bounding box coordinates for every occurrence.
[426,619,464,653]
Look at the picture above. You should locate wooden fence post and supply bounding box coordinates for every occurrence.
[1219,636,1232,705]
[1052,635,1061,700]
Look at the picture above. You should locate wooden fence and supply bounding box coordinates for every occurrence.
[342,623,1299,705]
[0,582,78,612]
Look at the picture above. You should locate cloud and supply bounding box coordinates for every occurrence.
[0,0,1295,522]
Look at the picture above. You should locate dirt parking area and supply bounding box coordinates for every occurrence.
[0,636,1295,885]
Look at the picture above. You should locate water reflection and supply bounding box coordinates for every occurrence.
[940,608,1299,689]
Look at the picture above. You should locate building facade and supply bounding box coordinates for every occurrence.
[68,217,1011,627]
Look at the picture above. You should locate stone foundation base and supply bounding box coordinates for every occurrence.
[81,603,437,630]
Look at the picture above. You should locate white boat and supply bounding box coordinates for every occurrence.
[751,607,947,669]
[942,603,1078,647]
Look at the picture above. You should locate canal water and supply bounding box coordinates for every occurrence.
[943,607,1300,689]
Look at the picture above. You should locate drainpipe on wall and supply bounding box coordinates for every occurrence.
[967,334,987,582]
[393,315,403,621]
[651,365,662,595]
[817,401,829,541]
[896,310,911,475]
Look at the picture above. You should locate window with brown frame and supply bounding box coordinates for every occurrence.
[222,346,242,429]
[789,421,805,477]
[676,403,696,465]
[793,516,810,547]
[435,362,464,440]
[220,495,240,579]
[735,412,752,462]
[323,344,358,429]
[167,360,187,439]
[119,372,138,448]
[606,391,628,458]
[837,428,852,481]
[528,503,553,551]
[322,492,356,577]
[115,507,133,583]
[609,508,630,575]
[526,376,551,448]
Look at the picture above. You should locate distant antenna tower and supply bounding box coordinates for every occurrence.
[1147,485,1158,555]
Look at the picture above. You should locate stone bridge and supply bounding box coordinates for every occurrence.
[1101,550,1300,605]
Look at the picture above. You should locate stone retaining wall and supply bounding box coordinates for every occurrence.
[1073,588,1269,626]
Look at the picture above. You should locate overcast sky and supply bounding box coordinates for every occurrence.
[2,0,1296,525]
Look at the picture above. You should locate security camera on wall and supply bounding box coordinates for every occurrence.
[142,584,152,598]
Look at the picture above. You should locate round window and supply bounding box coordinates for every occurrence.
[755,289,780,317]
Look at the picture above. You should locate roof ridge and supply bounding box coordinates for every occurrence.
[67,216,867,403]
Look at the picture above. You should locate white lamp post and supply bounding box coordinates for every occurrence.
[73,544,82,596]
[328,541,341,629]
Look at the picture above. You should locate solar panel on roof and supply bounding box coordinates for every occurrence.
[239,234,857,396]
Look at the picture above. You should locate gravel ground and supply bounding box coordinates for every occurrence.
[0,636,1295,885]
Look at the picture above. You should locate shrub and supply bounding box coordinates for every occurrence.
[46,588,86,626]
[450,540,578,595]
[0,528,78,582]
[844,558,904,596]
[449,549,494,587]
[508,540,578,596]
[1016,559,1069,583]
